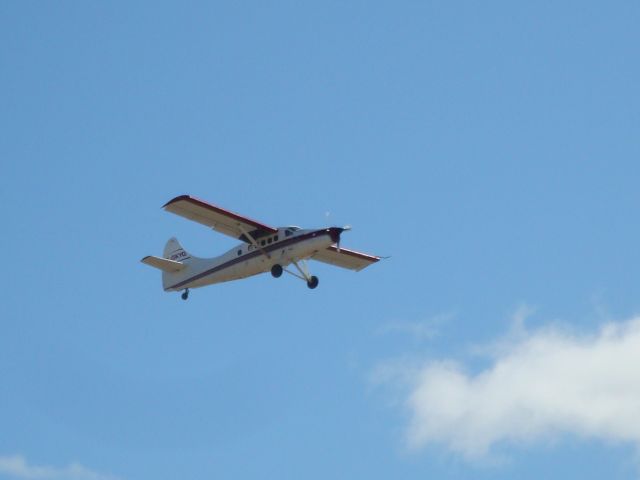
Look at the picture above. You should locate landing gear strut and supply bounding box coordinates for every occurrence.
[283,260,320,290]
[181,289,189,300]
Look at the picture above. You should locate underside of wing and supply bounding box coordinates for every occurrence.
[311,246,380,271]
[163,195,278,242]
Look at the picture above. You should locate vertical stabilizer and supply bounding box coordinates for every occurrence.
[163,237,192,263]
[161,237,192,290]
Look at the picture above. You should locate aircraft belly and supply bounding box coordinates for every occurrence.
[186,270,228,288]
[177,258,238,289]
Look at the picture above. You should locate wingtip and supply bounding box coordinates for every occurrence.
[162,194,191,209]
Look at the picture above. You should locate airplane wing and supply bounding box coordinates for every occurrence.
[163,195,278,243]
[311,246,380,271]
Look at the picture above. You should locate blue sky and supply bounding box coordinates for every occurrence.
[1,1,640,479]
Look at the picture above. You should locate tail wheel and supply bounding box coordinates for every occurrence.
[271,264,283,278]
[181,289,189,300]
[306,276,319,289]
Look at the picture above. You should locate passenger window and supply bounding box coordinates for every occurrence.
[285,231,292,237]
[237,249,242,256]
[274,235,278,241]
[261,240,266,246]
[267,237,272,244]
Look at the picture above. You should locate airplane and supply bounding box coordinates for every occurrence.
[141,195,381,299]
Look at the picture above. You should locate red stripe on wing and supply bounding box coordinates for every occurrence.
[163,195,278,235]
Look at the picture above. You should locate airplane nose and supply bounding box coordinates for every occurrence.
[326,227,344,243]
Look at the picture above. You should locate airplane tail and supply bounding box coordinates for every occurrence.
[160,237,193,291]
[163,237,192,263]
[141,237,195,291]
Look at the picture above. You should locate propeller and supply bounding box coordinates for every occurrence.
[336,225,351,252]
[324,210,352,252]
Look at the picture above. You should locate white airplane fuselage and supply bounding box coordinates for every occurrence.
[162,227,339,292]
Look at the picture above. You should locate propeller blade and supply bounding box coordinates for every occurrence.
[336,225,350,252]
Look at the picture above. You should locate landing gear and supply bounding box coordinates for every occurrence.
[271,264,283,278]
[181,289,189,300]
[306,276,319,289]
[283,260,320,290]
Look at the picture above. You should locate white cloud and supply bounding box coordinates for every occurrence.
[376,314,640,460]
[0,455,119,480]
[376,321,438,341]
[376,313,453,342]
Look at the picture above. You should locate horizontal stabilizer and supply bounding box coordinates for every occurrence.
[141,255,185,273]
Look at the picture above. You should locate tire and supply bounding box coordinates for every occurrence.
[306,276,319,289]
[271,264,283,278]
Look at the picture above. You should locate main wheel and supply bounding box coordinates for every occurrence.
[271,264,283,278]
[181,290,189,300]
[306,276,319,289]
